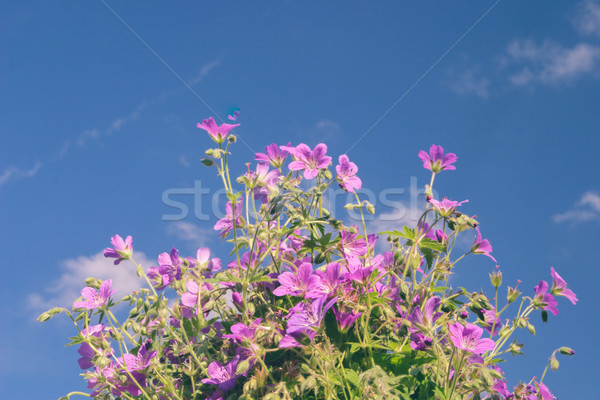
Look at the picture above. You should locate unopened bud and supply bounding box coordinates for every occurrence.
[559,347,575,356]
[490,267,502,288]
[84,277,103,289]
[527,323,536,335]
[228,134,237,143]
[507,286,520,304]
[324,170,332,180]
[201,158,214,167]
[550,356,560,371]
[366,203,375,215]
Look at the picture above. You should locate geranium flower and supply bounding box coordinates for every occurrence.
[255,143,290,168]
[335,154,362,193]
[74,280,115,310]
[103,235,133,265]
[282,143,332,179]
[197,117,239,144]
[448,322,495,354]
[550,267,578,305]
[214,199,243,237]
[201,356,240,391]
[428,197,468,217]
[471,228,497,262]
[533,280,559,316]
[418,144,457,172]
[333,308,361,333]
[286,296,337,337]
[273,262,319,297]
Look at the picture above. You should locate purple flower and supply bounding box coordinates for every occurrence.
[471,228,497,263]
[533,280,559,316]
[255,143,290,168]
[148,248,182,290]
[227,110,240,121]
[448,322,495,354]
[410,333,433,351]
[333,308,361,333]
[196,247,222,272]
[103,235,133,265]
[550,267,578,305]
[481,306,502,336]
[286,296,337,338]
[202,357,240,392]
[340,227,368,265]
[307,262,343,299]
[537,382,554,400]
[214,199,243,237]
[74,280,115,310]
[245,162,281,202]
[418,144,457,173]
[118,344,157,372]
[335,154,362,193]
[197,117,240,144]
[428,198,468,217]
[273,262,319,297]
[282,143,332,179]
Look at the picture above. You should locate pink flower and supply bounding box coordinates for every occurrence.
[471,228,497,263]
[336,154,362,193]
[428,197,468,217]
[103,235,133,265]
[418,144,457,172]
[533,280,559,316]
[550,267,578,305]
[282,143,332,179]
[255,143,290,168]
[448,322,495,354]
[74,280,115,310]
[197,117,240,144]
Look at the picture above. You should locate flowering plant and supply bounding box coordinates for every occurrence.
[40,116,577,400]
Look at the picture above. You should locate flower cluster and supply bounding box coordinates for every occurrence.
[40,118,577,400]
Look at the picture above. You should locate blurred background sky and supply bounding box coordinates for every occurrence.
[2,1,599,398]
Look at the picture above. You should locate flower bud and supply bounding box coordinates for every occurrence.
[490,267,502,288]
[324,170,332,180]
[527,322,536,335]
[509,342,524,356]
[366,203,375,215]
[201,158,214,167]
[559,346,575,355]
[205,149,215,156]
[228,134,237,143]
[507,286,520,304]
[551,356,560,371]
[84,277,103,289]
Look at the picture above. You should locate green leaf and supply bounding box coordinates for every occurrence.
[419,238,446,252]
[345,369,360,388]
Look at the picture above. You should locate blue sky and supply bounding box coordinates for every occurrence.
[2,0,600,398]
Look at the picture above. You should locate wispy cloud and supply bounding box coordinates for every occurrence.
[2,59,221,188]
[27,251,152,312]
[552,191,600,224]
[0,162,42,187]
[166,221,213,248]
[449,66,490,98]
[505,39,600,86]
[573,0,600,37]
[187,59,221,86]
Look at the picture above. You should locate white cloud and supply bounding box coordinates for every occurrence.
[27,251,153,312]
[166,221,213,247]
[179,155,190,167]
[505,39,600,85]
[0,162,42,187]
[552,191,600,224]
[450,67,491,98]
[187,59,221,86]
[573,0,600,37]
